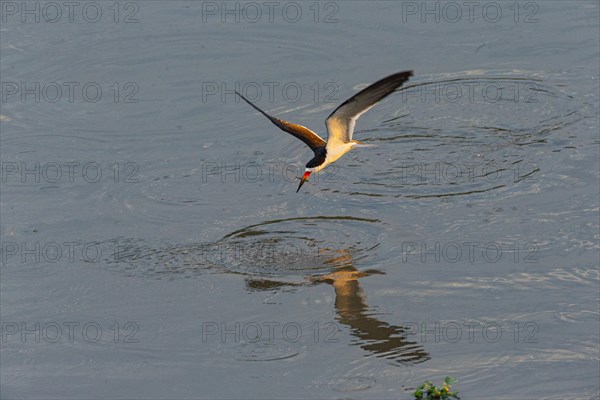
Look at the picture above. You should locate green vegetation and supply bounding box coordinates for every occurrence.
[413,376,459,400]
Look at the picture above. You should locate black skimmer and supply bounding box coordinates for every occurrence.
[235,70,413,192]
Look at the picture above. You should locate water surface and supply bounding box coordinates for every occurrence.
[1,1,599,399]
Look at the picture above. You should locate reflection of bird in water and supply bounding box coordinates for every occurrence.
[248,248,430,365]
[109,219,429,365]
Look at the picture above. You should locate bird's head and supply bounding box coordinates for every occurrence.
[297,150,326,192]
[297,168,315,192]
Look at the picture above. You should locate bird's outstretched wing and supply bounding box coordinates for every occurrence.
[325,71,413,145]
[235,91,326,152]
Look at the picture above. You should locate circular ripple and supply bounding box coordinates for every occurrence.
[324,70,591,200]
[216,216,382,277]
[329,376,376,392]
[103,216,381,280]
[233,339,305,362]
[207,337,306,364]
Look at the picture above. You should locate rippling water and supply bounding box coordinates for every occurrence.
[1,1,598,399]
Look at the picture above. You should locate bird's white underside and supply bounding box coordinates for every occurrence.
[308,108,372,173]
[308,141,357,174]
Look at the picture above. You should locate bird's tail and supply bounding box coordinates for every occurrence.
[352,140,377,148]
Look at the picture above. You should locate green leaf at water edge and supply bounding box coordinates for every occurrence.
[444,376,457,385]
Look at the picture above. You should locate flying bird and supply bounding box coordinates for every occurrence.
[235,70,413,192]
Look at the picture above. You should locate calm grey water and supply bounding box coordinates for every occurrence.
[1,1,599,399]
